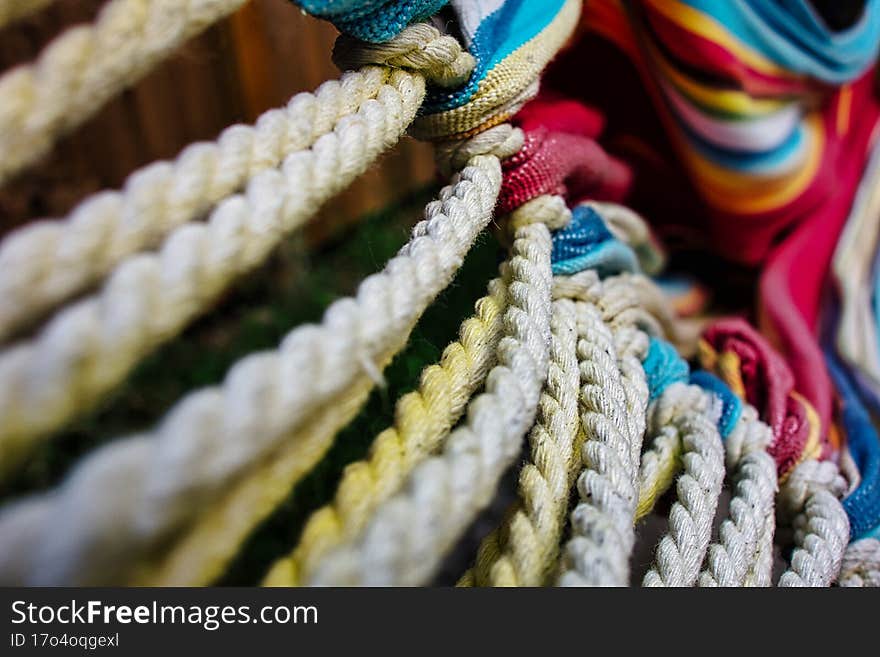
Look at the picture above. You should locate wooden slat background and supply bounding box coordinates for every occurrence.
[0,0,436,245]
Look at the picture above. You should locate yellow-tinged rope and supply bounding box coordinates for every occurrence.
[0,151,503,586]
[0,69,425,480]
[304,221,554,586]
[0,66,394,343]
[0,0,251,184]
[463,296,579,587]
[262,275,509,587]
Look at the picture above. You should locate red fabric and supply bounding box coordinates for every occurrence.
[759,73,880,443]
[702,318,812,475]
[497,97,633,216]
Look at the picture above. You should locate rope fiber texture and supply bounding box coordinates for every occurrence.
[0,66,396,343]
[699,405,778,587]
[463,295,579,587]
[777,459,850,586]
[642,384,725,587]
[557,299,649,586]
[0,68,426,480]
[0,151,503,586]
[304,220,554,586]
[262,274,509,586]
[0,0,251,184]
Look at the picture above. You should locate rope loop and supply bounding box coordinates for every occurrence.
[333,23,475,88]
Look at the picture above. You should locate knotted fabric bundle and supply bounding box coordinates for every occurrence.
[699,318,822,477]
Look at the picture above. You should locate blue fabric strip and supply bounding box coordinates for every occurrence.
[690,370,743,439]
[294,0,448,42]
[825,346,880,539]
[643,338,690,401]
[549,206,640,277]
[678,0,880,83]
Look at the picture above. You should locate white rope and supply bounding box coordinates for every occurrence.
[0,69,426,479]
[0,0,53,28]
[332,23,475,89]
[699,405,778,587]
[464,295,579,587]
[0,152,503,585]
[305,221,554,586]
[839,538,880,587]
[0,66,394,342]
[643,383,725,587]
[0,0,253,183]
[558,301,643,586]
[777,459,850,587]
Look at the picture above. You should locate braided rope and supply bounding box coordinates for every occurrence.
[777,460,850,587]
[0,70,426,478]
[262,275,509,587]
[643,383,725,587]
[0,0,253,183]
[558,301,642,586]
[305,221,554,586]
[636,422,681,520]
[464,296,579,587]
[0,152,503,585]
[839,538,880,587]
[0,0,52,28]
[0,66,395,342]
[699,405,778,587]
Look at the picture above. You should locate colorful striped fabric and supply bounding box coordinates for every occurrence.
[569,0,880,447]
[412,0,581,139]
[549,205,639,276]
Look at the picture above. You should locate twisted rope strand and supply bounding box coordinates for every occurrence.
[838,538,880,587]
[306,221,553,586]
[135,371,378,585]
[263,275,509,586]
[0,152,502,585]
[0,0,53,28]
[636,429,681,521]
[0,66,394,342]
[332,23,476,89]
[699,405,778,587]
[0,70,426,478]
[464,296,579,587]
[643,383,725,587]
[558,301,640,586]
[777,460,850,587]
[0,0,251,183]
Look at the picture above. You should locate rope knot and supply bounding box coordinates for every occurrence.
[508,195,571,232]
[434,124,525,177]
[778,459,847,519]
[333,23,476,89]
[649,382,719,433]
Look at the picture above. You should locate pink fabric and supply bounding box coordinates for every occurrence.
[702,318,813,475]
[497,97,633,215]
